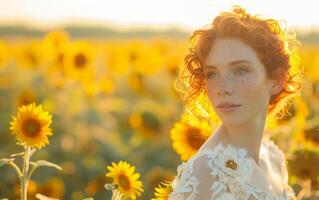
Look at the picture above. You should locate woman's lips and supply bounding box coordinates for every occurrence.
[217,105,241,113]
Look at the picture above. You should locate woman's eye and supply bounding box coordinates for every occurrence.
[206,72,218,79]
[206,68,248,79]
[235,68,248,75]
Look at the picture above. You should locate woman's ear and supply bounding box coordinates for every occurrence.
[270,69,286,96]
[271,82,283,96]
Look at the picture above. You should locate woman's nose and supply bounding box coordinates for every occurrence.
[217,75,233,96]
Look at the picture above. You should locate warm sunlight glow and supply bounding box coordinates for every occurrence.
[0,0,317,31]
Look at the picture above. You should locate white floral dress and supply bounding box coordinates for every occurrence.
[168,137,296,200]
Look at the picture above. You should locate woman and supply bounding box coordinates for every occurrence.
[168,5,303,200]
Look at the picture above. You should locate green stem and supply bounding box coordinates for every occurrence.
[20,147,31,200]
[26,162,37,181]
[8,161,22,179]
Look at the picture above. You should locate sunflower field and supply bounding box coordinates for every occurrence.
[0,29,319,200]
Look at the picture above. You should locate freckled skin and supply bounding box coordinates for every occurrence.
[204,38,276,125]
[202,37,286,197]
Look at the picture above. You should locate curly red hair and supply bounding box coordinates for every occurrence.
[175,5,304,123]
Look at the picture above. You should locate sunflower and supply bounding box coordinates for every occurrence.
[126,40,163,76]
[45,47,67,75]
[106,161,144,200]
[104,42,130,75]
[170,113,212,161]
[13,41,44,69]
[302,122,319,145]
[151,180,172,200]
[63,40,95,82]
[43,30,69,54]
[9,102,53,149]
[0,41,9,69]
[42,30,69,69]
[129,110,162,140]
[288,142,319,180]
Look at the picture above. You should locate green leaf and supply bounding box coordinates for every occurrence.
[30,161,37,167]
[10,152,25,158]
[0,158,14,167]
[35,160,62,171]
[35,193,58,200]
[30,148,37,156]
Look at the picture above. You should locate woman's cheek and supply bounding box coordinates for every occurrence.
[237,75,263,96]
[239,76,270,114]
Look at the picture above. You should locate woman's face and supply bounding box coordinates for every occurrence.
[204,37,277,125]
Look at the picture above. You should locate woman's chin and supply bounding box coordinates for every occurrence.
[219,117,247,126]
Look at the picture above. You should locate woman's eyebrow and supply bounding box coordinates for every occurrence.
[206,60,252,69]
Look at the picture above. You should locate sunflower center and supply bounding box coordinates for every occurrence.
[186,127,207,150]
[26,52,38,65]
[141,112,160,132]
[118,174,131,190]
[225,159,238,170]
[53,39,60,47]
[22,118,41,137]
[21,99,33,106]
[304,126,319,144]
[130,52,138,62]
[299,169,311,178]
[57,53,64,66]
[74,53,87,68]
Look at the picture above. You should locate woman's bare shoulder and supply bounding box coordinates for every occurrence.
[262,136,287,174]
[196,126,226,154]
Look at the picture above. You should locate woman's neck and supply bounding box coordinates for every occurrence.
[221,109,268,166]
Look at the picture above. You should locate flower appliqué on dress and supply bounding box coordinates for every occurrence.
[208,143,253,182]
[170,158,200,200]
[225,159,238,170]
[168,138,297,200]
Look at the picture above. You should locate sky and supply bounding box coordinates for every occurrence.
[0,0,319,32]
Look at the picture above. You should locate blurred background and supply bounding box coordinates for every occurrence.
[0,0,319,199]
